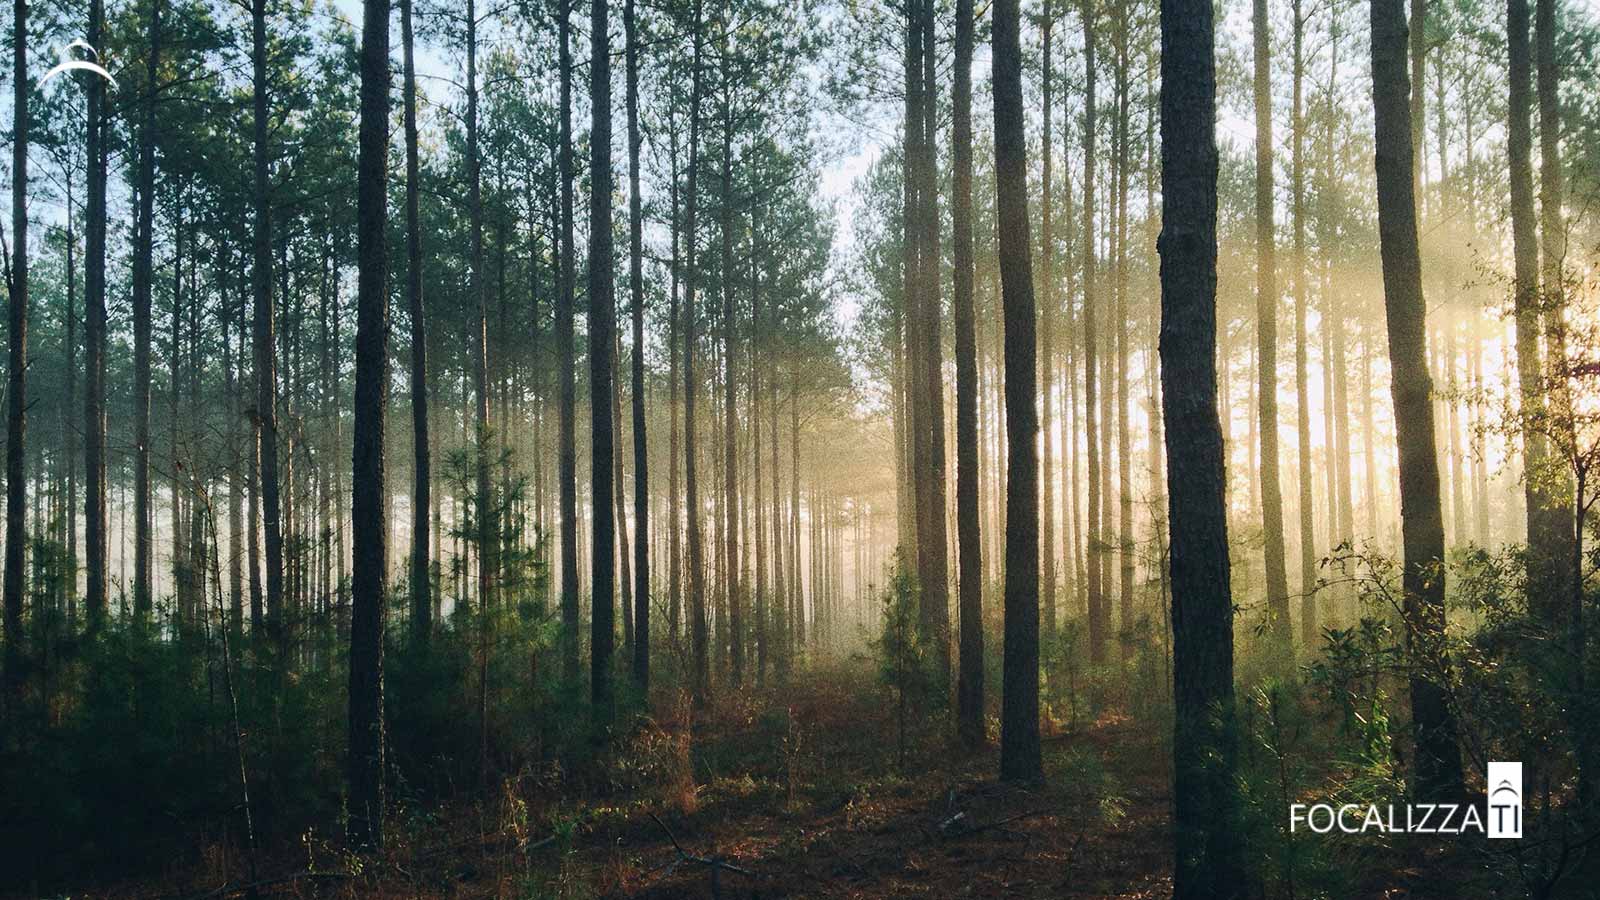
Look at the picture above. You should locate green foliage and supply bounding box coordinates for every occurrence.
[0,520,570,890]
[1042,617,1088,730]
[0,622,339,886]
[1236,677,1371,900]
[872,555,936,771]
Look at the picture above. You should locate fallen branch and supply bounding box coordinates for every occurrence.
[940,808,1053,840]
[646,812,760,880]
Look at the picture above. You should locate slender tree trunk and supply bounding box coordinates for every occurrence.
[994,0,1040,782]
[1508,0,1568,623]
[1536,0,1574,595]
[64,191,78,620]
[465,0,496,613]
[751,217,766,682]
[1039,15,1057,647]
[171,209,187,619]
[953,0,983,748]
[1252,0,1291,658]
[248,402,263,631]
[252,0,286,652]
[401,0,431,646]
[1410,0,1425,203]
[720,92,743,688]
[348,0,391,845]
[613,336,633,656]
[1371,0,1465,798]
[4,0,29,690]
[1473,341,1489,544]
[1291,0,1316,644]
[1324,12,1354,551]
[900,0,921,581]
[82,0,109,631]
[916,0,950,691]
[1159,2,1246,892]
[668,111,683,649]
[771,350,786,676]
[557,0,580,678]
[132,0,161,618]
[1113,6,1134,660]
[1536,0,1564,334]
[625,0,650,688]
[683,0,710,703]
[589,0,616,734]
[1081,0,1104,665]
[791,377,802,651]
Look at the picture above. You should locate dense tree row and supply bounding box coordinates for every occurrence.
[2,0,1599,886]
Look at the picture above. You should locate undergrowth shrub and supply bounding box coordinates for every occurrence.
[872,555,937,771]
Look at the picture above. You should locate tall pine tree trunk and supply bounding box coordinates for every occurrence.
[4,0,29,690]
[1253,0,1291,658]
[953,0,984,748]
[625,0,650,688]
[1039,16,1057,645]
[401,0,431,646]
[1114,7,1134,660]
[667,110,682,648]
[1291,0,1317,643]
[589,0,616,733]
[993,0,1040,782]
[84,0,109,629]
[252,0,286,652]
[557,0,580,678]
[1371,0,1465,798]
[1081,0,1104,665]
[683,0,709,703]
[348,0,391,845]
[465,0,495,611]
[1159,0,1246,891]
[916,0,950,690]
[720,94,742,687]
[132,0,161,618]
[1508,0,1567,624]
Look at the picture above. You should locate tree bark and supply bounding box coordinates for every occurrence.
[1158,1,1246,892]
[1081,0,1104,665]
[558,0,580,679]
[993,0,1040,782]
[625,0,650,689]
[684,0,710,704]
[1039,14,1057,647]
[465,0,495,612]
[1252,0,1292,659]
[4,0,29,691]
[401,0,430,647]
[720,87,742,687]
[132,0,161,618]
[1113,4,1133,660]
[348,0,391,845]
[1508,0,1568,624]
[84,0,109,630]
[915,0,950,691]
[1291,0,1317,644]
[668,108,683,648]
[252,0,286,653]
[589,0,616,734]
[952,0,983,748]
[1371,0,1465,799]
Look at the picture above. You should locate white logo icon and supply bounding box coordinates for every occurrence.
[1487,761,1522,839]
[40,39,117,89]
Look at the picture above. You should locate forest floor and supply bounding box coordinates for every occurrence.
[83,660,1461,899]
